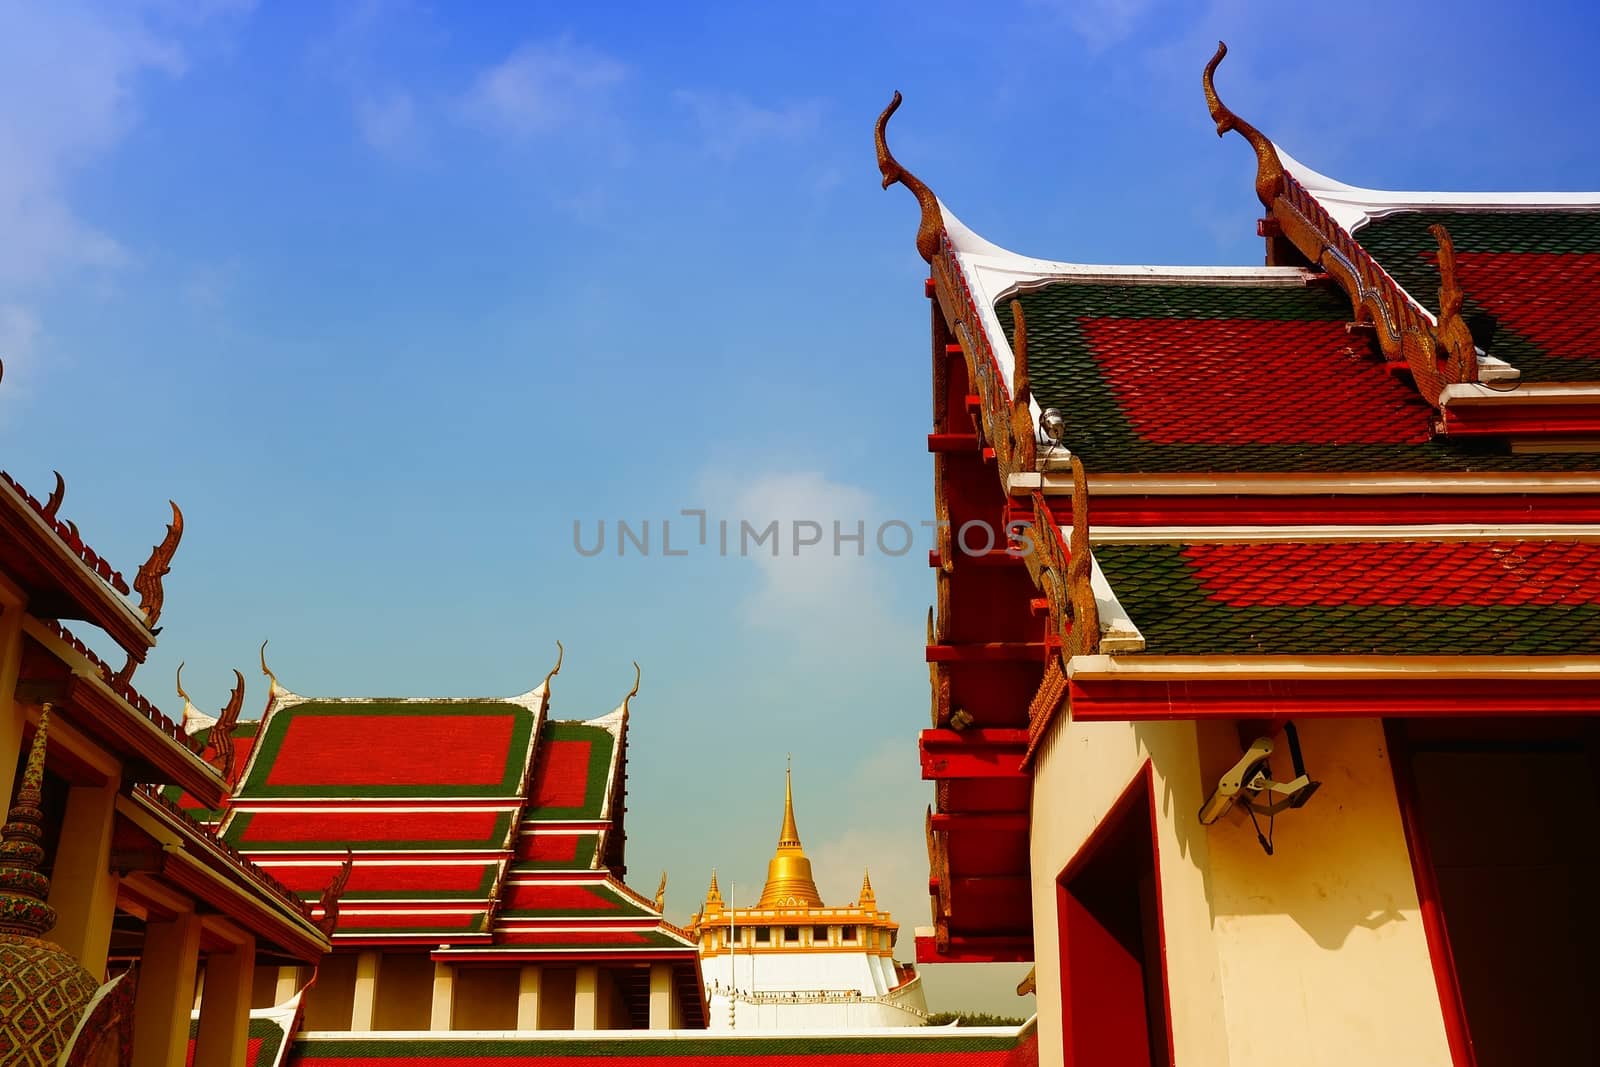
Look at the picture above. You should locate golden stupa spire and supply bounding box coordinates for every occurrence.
[860,869,876,907]
[756,758,824,908]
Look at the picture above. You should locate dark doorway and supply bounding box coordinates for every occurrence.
[1055,766,1171,1067]
[1396,719,1600,1066]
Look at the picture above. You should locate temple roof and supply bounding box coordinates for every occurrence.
[1092,537,1600,656]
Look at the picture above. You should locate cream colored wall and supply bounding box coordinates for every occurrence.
[373,952,435,1030]
[452,967,519,1030]
[1029,716,1229,1067]
[1029,713,1454,1067]
[302,953,358,1031]
[539,967,577,1030]
[1199,717,1452,1067]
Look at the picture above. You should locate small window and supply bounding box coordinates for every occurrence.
[842,926,858,942]
[813,925,830,942]
[784,926,800,943]
[755,927,770,943]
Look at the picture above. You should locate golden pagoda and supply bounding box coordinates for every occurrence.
[687,766,926,1030]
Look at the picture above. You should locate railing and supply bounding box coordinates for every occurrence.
[708,981,928,1019]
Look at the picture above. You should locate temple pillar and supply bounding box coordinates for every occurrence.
[350,950,380,1031]
[517,965,542,1030]
[574,965,599,1030]
[430,961,454,1031]
[194,936,256,1067]
[132,910,202,1067]
[0,584,26,806]
[648,962,673,1030]
[47,774,121,976]
[276,965,302,1005]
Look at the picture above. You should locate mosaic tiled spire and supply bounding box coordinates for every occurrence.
[0,705,57,938]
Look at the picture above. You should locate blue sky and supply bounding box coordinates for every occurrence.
[4,0,1598,1014]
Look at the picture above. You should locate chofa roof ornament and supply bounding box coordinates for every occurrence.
[1203,41,1285,208]
[875,91,943,262]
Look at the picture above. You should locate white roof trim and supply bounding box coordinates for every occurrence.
[1277,145,1600,233]
[1057,526,1144,653]
[938,201,1318,441]
[1008,471,1600,496]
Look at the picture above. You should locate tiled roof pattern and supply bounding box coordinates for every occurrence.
[240,701,535,798]
[289,1030,1037,1064]
[1094,539,1600,655]
[514,831,601,868]
[185,1016,289,1067]
[523,723,616,820]
[259,859,500,901]
[333,910,489,934]
[490,928,690,949]
[498,880,653,918]
[1000,283,1600,473]
[1354,210,1600,382]
[227,809,514,852]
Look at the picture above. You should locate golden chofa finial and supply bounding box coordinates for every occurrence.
[132,500,183,633]
[1203,42,1285,208]
[543,640,565,691]
[875,91,943,263]
[621,661,641,719]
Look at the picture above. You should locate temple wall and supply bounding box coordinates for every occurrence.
[1029,713,1454,1067]
[372,952,434,1030]
[702,948,891,997]
[1199,717,1452,1067]
[705,975,929,1031]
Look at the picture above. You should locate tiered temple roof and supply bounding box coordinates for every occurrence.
[879,43,1600,964]
[175,651,706,1024]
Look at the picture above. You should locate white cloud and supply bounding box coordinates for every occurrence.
[355,87,421,157]
[1028,0,1154,51]
[674,91,823,160]
[717,470,913,644]
[0,304,41,387]
[463,38,627,141]
[0,5,187,285]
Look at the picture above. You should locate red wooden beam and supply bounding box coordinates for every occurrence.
[1052,493,1600,527]
[928,433,980,453]
[915,934,1033,964]
[926,643,1047,663]
[920,728,1028,779]
[1068,675,1600,722]
[1441,402,1600,438]
[930,812,1030,834]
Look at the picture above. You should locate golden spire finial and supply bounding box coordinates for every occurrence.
[779,759,800,848]
[0,705,60,937]
[860,868,875,903]
[757,760,824,908]
[1203,41,1285,208]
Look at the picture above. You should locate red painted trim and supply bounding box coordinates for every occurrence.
[1442,402,1600,437]
[1068,676,1600,722]
[928,433,980,452]
[914,934,1032,964]
[433,949,697,964]
[920,728,1029,780]
[1383,722,1478,1067]
[930,812,1030,834]
[1054,762,1174,1067]
[1061,493,1600,527]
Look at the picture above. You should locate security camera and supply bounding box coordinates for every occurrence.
[1198,737,1275,825]
[1198,722,1321,854]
